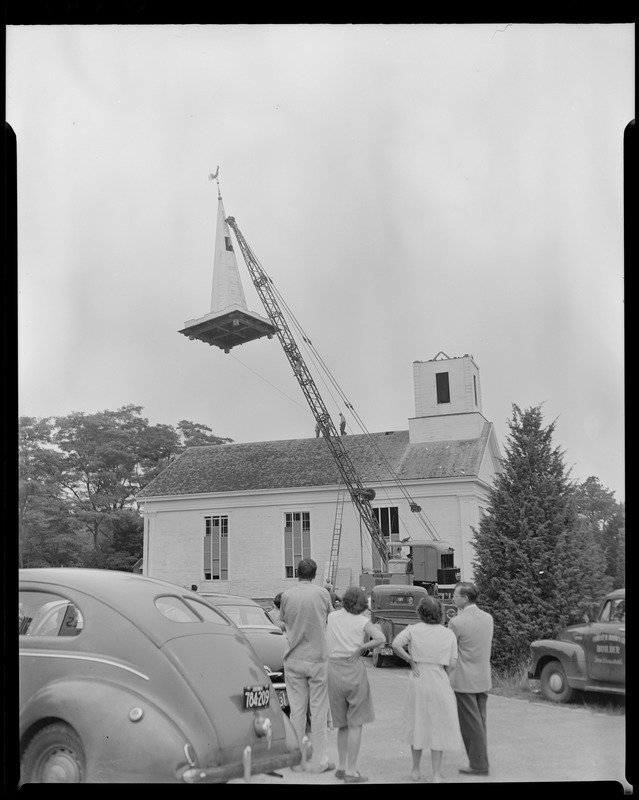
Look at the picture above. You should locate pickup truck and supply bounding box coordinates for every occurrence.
[368,584,457,667]
[528,588,625,703]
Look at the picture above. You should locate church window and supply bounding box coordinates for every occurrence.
[371,507,400,570]
[204,515,229,580]
[372,506,400,543]
[284,512,311,577]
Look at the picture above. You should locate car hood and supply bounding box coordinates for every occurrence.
[555,622,591,642]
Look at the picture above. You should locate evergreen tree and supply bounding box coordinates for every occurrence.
[472,405,611,673]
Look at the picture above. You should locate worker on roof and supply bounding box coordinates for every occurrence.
[339,412,346,436]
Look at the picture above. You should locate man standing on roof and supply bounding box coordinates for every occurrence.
[280,558,335,774]
[339,412,347,436]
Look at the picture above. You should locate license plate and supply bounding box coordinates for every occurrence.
[243,684,271,710]
[277,689,289,709]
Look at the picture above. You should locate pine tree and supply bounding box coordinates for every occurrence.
[472,405,611,673]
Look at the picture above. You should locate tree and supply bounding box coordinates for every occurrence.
[18,407,233,569]
[84,509,145,571]
[176,419,233,449]
[471,405,612,673]
[574,477,625,589]
[18,417,89,567]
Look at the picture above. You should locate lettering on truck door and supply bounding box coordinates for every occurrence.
[586,597,625,683]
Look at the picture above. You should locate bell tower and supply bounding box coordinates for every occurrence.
[409,352,487,443]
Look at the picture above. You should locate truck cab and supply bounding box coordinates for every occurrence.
[528,588,626,703]
[387,557,413,585]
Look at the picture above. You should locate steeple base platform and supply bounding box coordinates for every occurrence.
[179,307,277,353]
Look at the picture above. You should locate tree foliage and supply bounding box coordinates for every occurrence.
[472,405,620,673]
[573,477,625,589]
[18,406,232,569]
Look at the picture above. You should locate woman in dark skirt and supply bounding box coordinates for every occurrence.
[326,586,385,784]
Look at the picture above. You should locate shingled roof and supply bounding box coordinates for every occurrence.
[138,424,492,498]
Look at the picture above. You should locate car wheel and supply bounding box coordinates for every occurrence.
[540,660,575,703]
[372,651,385,668]
[21,723,86,783]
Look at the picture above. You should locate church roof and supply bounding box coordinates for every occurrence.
[138,423,493,498]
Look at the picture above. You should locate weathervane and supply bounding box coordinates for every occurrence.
[208,166,221,198]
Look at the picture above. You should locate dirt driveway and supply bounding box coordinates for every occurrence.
[234,659,630,789]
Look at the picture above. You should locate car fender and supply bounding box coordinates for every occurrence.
[20,678,211,783]
[528,640,587,683]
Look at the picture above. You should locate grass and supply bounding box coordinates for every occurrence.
[489,666,626,715]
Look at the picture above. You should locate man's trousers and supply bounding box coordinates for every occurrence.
[455,691,489,771]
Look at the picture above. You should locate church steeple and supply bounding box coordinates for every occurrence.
[179,170,276,353]
[210,193,249,314]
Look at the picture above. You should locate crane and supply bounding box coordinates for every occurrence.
[226,216,389,571]
[225,214,458,593]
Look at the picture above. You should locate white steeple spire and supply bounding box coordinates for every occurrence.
[179,169,276,353]
[210,193,249,313]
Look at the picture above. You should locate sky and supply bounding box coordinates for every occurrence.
[8,23,631,502]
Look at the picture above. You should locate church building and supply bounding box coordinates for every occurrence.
[137,352,503,599]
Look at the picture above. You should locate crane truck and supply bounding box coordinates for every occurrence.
[225,215,460,597]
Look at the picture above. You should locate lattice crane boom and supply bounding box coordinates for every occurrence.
[226,215,390,568]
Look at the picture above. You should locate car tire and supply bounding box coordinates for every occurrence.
[21,723,86,783]
[540,660,575,704]
[372,651,385,668]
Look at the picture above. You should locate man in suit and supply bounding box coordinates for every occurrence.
[448,581,494,776]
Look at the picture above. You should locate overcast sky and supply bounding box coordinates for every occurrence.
[9,24,631,501]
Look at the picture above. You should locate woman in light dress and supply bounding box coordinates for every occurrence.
[392,595,463,783]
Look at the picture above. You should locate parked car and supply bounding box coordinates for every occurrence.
[366,584,457,667]
[367,584,428,667]
[198,592,289,713]
[18,569,301,783]
[528,588,626,703]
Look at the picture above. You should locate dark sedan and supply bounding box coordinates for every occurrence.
[198,592,290,713]
[19,569,301,783]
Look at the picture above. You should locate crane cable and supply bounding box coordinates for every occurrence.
[262,265,442,542]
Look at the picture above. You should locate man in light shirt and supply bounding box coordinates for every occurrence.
[280,559,335,774]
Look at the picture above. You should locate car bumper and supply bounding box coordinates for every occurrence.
[180,749,301,784]
[180,746,302,783]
